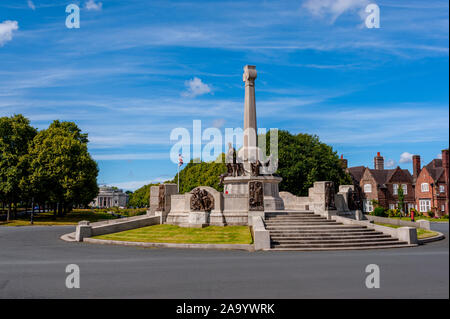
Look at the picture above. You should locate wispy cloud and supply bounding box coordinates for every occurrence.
[85,0,102,11]
[182,77,212,97]
[399,152,414,163]
[27,0,35,10]
[108,177,168,191]
[385,159,396,168]
[92,153,168,161]
[0,20,19,46]
[303,0,369,23]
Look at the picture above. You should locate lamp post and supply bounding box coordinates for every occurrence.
[30,197,34,225]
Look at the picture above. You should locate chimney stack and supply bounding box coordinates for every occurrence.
[412,155,421,180]
[374,152,384,170]
[443,149,449,216]
[442,149,449,184]
[340,155,348,169]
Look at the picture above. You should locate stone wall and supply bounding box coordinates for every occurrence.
[75,214,160,241]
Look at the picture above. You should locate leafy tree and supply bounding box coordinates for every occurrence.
[169,131,351,196]
[264,130,352,196]
[128,184,158,207]
[29,121,98,216]
[397,185,405,216]
[0,115,37,220]
[173,154,227,194]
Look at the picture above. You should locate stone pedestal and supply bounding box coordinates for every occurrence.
[185,211,209,228]
[153,183,178,223]
[222,175,283,225]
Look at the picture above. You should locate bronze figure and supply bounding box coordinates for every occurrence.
[190,188,215,211]
[249,181,264,211]
[158,184,165,211]
[324,181,336,210]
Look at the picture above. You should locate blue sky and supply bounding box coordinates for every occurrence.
[0,0,448,190]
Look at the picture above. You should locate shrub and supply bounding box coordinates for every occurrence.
[387,209,401,218]
[442,215,449,219]
[372,206,387,217]
[427,211,435,218]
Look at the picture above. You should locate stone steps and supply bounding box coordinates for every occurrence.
[265,220,337,225]
[272,237,398,245]
[266,225,370,230]
[265,211,409,251]
[265,216,326,220]
[270,244,414,251]
[271,234,391,240]
[271,240,409,249]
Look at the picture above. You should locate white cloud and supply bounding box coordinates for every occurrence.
[92,152,168,160]
[85,0,102,11]
[386,159,396,168]
[109,177,168,191]
[27,0,36,10]
[437,153,443,159]
[182,77,212,97]
[0,20,19,47]
[399,152,414,164]
[303,0,369,23]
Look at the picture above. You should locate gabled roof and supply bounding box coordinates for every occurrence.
[347,166,365,183]
[347,165,413,187]
[423,159,445,182]
[426,159,442,170]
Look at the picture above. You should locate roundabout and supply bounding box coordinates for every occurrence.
[0,223,448,298]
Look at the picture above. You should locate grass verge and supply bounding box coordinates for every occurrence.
[93,224,254,245]
[391,216,448,223]
[374,222,439,239]
[0,209,118,226]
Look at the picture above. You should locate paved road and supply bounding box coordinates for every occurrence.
[0,223,448,298]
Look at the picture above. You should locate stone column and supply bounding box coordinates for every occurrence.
[240,65,258,163]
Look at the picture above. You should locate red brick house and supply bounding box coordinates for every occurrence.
[345,152,415,213]
[413,149,449,217]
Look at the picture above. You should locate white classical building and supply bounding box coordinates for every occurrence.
[91,186,129,208]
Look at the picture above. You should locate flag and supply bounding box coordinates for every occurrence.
[178,154,184,166]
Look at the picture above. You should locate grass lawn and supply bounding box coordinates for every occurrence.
[374,222,439,239]
[0,209,118,226]
[93,224,254,245]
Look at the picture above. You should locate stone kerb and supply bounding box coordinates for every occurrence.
[75,215,160,242]
[364,215,431,230]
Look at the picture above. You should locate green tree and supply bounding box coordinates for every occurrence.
[128,184,158,207]
[29,121,98,216]
[397,185,405,216]
[0,114,37,221]
[168,131,351,196]
[173,154,227,194]
[264,130,352,196]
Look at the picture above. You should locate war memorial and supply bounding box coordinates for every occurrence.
[71,65,432,251]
